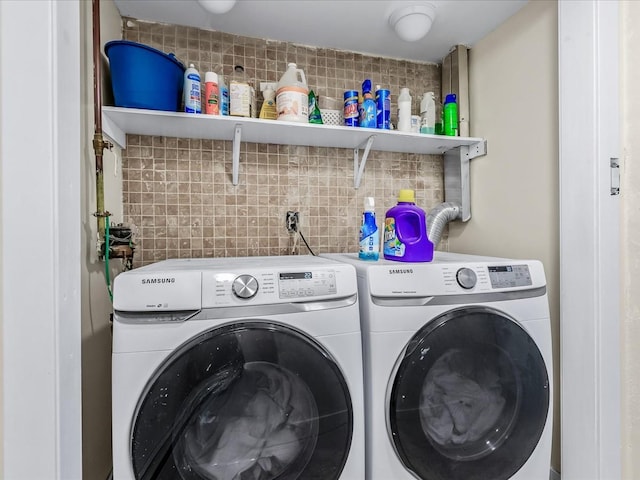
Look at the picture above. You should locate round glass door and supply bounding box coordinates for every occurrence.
[389,306,549,480]
[131,321,353,480]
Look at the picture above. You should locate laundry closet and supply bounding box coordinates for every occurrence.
[78,1,562,478]
[1,0,632,479]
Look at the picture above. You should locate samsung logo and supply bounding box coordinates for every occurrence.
[388,269,414,274]
[141,277,176,285]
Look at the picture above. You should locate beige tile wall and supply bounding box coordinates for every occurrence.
[121,19,446,266]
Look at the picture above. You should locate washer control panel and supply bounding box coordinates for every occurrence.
[278,270,337,299]
[488,265,532,288]
[204,268,342,306]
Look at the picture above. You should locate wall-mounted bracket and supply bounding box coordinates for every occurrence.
[232,124,242,185]
[354,135,376,189]
[443,140,487,222]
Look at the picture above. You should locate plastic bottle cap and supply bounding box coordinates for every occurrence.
[397,189,416,203]
[189,63,195,68]
[205,71,218,83]
[362,79,372,94]
[364,197,375,211]
[445,93,457,104]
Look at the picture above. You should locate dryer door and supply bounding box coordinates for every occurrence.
[130,321,353,480]
[388,306,549,480]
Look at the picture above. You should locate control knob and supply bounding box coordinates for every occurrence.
[232,274,259,299]
[456,268,477,290]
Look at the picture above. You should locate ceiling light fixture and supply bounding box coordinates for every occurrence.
[389,2,437,42]
[197,0,237,15]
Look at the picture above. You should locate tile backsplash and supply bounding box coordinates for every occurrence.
[121,19,447,266]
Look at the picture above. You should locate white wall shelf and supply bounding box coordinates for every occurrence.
[102,106,486,191]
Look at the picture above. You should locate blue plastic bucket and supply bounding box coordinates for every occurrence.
[105,40,185,112]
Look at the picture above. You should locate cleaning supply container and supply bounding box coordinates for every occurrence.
[105,40,185,112]
[375,86,391,129]
[383,189,434,262]
[218,74,230,116]
[204,71,219,115]
[276,63,308,122]
[183,64,202,114]
[359,197,379,261]
[397,88,412,132]
[420,91,436,134]
[443,93,459,136]
[358,79,376,129]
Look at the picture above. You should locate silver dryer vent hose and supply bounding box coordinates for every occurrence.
[427,202,462,248]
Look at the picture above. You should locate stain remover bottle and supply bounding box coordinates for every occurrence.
[359,197,379,261]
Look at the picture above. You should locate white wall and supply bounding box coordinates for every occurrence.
[621,1,640,477]
[1,1,83,477]
[447,0,560,471]
[80,0,123,478]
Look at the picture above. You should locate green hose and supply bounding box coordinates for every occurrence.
[105,215,113,302]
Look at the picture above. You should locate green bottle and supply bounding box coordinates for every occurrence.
[308,90,323,124]
[443,93,458,136]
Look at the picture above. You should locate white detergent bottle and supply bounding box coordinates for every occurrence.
[276,63,308,123]
[183,64,201,114]
[420,91,436,134]
[397,87,412,132]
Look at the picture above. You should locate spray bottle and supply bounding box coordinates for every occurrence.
[359,197,379,261]
[183,64,201,114]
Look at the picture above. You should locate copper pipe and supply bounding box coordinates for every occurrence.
[92,0,110,241]
[93,0,102,144]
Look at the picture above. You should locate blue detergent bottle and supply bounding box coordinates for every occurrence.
[383,189,434,262]
[359,197,379,261]
[359,79,377,129]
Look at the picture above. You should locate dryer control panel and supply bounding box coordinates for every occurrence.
[278,270,337,298]
[365,259,545,297]
[488,265,532,288]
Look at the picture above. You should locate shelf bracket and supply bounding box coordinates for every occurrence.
[443,140,487,222]
[353,135,376,189]
[232,124,242,185]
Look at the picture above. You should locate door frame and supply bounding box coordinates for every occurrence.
[559,0,621,478]
[0,1,621,478]
[0,0,82,477]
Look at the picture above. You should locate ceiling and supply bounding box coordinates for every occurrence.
[113,0,528,64]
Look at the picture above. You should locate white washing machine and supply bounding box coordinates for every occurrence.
[111,255,364,480]
[324,252,553,480]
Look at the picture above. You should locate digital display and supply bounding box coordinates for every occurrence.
[279,272,312,280]
[488,265,532,288]
[489,266,513,273]
[277,269,336,298]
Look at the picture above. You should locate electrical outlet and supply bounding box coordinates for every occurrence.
[286,211,299,233]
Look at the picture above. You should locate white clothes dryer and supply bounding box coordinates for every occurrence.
[324,252,553,480]
[111,255,365,480]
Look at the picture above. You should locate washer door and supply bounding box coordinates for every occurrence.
[131,321,353,480]
[388,306,549,480]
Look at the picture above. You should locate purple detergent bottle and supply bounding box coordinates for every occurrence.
[383,189,434,262]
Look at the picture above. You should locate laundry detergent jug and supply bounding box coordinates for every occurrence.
[383,189,434,262]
